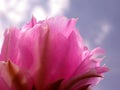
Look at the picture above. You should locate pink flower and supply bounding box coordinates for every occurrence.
[0,16,108,90]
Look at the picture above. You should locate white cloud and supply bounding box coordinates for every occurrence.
[48,0,69,16]
[0,0,70,24]
[0,0,29,25]
[0,0,7,12]
[32,0,70,20]
[7,11,24,24]
[95,22,111,45]
[32,6,47,21]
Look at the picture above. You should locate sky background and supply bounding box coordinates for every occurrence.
[0,0,120,90]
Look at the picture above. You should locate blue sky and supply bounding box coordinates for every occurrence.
[0,0,120,90]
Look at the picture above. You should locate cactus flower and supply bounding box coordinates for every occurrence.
[0,16,108,90]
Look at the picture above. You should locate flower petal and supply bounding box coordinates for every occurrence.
[0,28,20,64]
